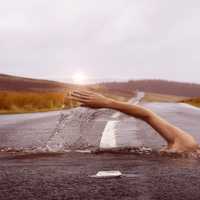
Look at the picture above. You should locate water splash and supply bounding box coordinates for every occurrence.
[42,108,111,152]
[45,112,71,152]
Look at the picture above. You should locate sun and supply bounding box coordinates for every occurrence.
[72,72,88,85]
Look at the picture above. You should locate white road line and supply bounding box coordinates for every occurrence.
[100,92,144,149]
[112,112,121,119]
[100,120,119,148]
[179,103,200,111]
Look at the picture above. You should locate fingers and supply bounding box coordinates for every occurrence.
[71,90,95,101]
[68,95,89,102]
[68,94,91,104]
[69,96,89,101]
[72,91,90,98]
[72,93,90,100]
[73,90,94,97]
[68,90,96,105]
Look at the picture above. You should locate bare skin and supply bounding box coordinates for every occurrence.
[70,90,199,154]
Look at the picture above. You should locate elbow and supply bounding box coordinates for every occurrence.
[136,110,152,122]
[141,110,153,122]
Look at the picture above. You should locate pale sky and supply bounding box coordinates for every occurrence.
[0,0,200,83]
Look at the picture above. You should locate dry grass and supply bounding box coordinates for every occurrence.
[0,91,75,114]
[3,86,183,114]
[0,86,129,114]
[1,88,192,114]
[143,92,200,109]
[181,98,200,108]
[142,92,187,102]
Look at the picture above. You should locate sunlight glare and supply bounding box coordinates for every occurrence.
[72,72,88,85]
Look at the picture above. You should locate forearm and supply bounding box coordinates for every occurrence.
[106,99,185,144]
[106,99,151,120]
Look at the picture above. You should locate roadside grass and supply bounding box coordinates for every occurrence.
[0,87,128,114]
[181,98,200,108]
[143,92,200,109]
[142,92,187,102]
[1,87,192,114]
[0,91,76,114]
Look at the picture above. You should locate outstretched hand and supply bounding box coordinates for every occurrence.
[69,90,112,108]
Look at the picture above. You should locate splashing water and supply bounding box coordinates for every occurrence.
[45,113,70,152]
[41,108,113,153]
[0,92,153,155]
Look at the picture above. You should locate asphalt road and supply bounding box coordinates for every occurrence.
[1,101,200,199]
[0,101,200,152]
[0,152,200,200]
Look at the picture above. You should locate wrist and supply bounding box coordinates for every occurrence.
[104,98,119,109]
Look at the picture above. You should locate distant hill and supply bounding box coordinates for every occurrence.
[98,80,200,97]
[1,74,200,97]
[0,74,70,92]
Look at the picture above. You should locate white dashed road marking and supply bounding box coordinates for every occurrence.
[100,92,144,149]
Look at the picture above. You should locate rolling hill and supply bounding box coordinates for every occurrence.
[1,74,200,98]
[0,74,70,92]
[98,79,200,97]
[1,73,200,113]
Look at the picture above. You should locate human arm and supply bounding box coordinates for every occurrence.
[70,90,198,149]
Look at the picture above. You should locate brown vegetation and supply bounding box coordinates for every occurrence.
[142,92,187,102]
[0,74,78,113]
[0,89,128,114]
[0,91,74,114]
[3,74,200,97]
[2,73,200,113]
[99,79,200,97]
[181,98,200,108]
[0,73,69,92]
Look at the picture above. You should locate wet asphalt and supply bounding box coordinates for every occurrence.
[0,102,200,151]
[0,152,200,200]
[1,102,200,199]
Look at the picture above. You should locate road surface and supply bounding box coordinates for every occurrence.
[1,97,200,200]
[0,94,200,153]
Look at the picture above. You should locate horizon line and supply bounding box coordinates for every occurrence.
[1,72,200,85]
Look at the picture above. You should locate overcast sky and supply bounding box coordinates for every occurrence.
[0,0,200,83]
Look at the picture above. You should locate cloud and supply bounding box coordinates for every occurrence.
[0,0,200,83]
